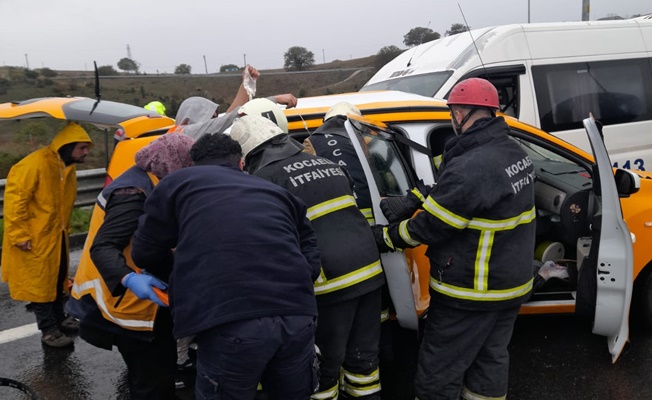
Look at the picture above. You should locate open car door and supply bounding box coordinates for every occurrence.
[343,116,430,330]
[583,116,634,363]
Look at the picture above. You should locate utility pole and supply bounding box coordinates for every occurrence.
[243,54,247,68]
[322,49,325,64]
[582,0,590,21]
[203,55,208,74]
[127,44,132,59]
[24,54,29,69]
[528,0,531,23]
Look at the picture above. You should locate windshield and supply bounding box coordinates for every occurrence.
[361,71,453,97]
[350,121,412,196]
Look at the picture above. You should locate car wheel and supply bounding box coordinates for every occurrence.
[637,269,652,332]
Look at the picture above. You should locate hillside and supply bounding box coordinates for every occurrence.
[0,55,379,177]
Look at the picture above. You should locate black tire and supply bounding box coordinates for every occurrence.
[637,270,652,332]
[0,377,39,399]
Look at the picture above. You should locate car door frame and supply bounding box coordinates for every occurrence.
[583,116,634,363]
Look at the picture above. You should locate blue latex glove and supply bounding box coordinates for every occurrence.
[122,272,168,307]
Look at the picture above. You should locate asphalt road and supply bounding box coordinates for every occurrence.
[1,248,651,400]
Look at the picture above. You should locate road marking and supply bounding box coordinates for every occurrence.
[0,323,39,344]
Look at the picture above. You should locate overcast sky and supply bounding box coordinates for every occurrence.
[0,0,649,73]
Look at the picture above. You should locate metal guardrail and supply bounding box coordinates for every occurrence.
[0,168,106,218]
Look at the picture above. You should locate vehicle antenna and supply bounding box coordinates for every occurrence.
[458,3,488,77]
[407,21,431,67]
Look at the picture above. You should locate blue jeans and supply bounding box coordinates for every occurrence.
[195,315,318,400]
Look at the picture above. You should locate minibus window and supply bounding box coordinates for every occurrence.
[533,59,652,132]
[361,71,453,97]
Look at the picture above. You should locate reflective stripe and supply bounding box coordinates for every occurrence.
[71,279,154,329]
[97,192,108,209]
[410,187,426,203]
[380,308,390,323]
[314,260,383,295]
[399,219,421,246]
[360,207,374,220]
[311,383,338,400]
[342,382,382,397]
[474,230,494,291]
[467,207,536,231]
[462,386,506,400]
[422,199,535,232]
[306,195,356,221]
[430,277,533,301]
[422,197,469,229]
[342,367,380,384]
[314,268,327,284]
[382,226,396,251]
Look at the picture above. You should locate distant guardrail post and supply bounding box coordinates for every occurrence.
[0,168,106,218]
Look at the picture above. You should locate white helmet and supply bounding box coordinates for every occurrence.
[238,98,288,133]
[230,115,285,158]
[324,101,362,122]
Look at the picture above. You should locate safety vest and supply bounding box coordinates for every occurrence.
[69,167,159,333]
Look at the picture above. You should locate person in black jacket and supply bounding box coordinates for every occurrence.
[231,114,385,400]
[66,134,196,399]
[131,133,321,400]
[374,78,536,400]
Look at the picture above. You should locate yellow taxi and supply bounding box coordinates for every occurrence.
[6,91,649,363]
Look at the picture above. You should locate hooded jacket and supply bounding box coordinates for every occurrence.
[1,123,92,302]
[248,138,384,306]
[386,117,536,311]
[167,97,237,140]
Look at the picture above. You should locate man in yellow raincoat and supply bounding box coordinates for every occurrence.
[1,121,92,348]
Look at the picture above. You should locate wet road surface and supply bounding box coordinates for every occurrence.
[1,248,651,399]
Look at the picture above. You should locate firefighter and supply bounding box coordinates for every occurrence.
[231,114,385,400]
[66,134,196,399]
[373,78,536,400]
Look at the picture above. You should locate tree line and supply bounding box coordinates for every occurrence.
[90,22,468,77]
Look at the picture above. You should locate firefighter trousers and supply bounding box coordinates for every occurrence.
[414,303,520,400]
[313,288,382,400]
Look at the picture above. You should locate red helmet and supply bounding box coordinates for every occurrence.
[447,78,499,110]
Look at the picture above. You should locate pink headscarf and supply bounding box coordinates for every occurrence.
[135,134,195,178]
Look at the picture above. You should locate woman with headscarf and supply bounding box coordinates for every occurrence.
[66,133,195,400]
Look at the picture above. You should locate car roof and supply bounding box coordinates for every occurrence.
[286,90,450,131]
[0,97,175,135]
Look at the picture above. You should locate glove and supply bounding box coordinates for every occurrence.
[380,181,431,223]
[537,261,570,281]
[371,225,394,253]
[122,272,169,307]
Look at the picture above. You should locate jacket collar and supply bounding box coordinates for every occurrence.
[443,117,509,160]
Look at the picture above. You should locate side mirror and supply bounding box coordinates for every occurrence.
[614,168,640,198]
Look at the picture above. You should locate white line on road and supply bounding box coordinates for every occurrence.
[0,323,39,344]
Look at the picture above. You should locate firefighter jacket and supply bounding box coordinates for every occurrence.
[67,166,160,341]
[311,116,374,224]
[131,163,320,339]
[248,137,385,306]
[385,117,535,311]
[1,124,91,303]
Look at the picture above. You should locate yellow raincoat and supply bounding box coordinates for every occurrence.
[1,122,92,302]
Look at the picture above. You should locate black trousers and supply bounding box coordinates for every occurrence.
[315,288,382,399]
[194,315,317,400]
[114,307,177,400]
[33,235,68,334]
[414,302,520,400]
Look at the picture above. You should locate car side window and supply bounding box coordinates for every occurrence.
[533,58,652,132]
[351,124,413,197]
